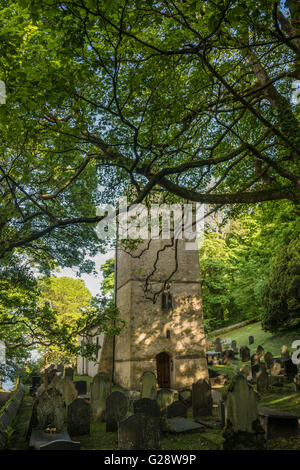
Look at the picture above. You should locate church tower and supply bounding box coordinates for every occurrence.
[113,237,208,390]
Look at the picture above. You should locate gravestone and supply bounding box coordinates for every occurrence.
[214,338,222,353]
[256,363,269,393]
[67,398,90,436]
[249,336,254,345]
[48,374,62,390]
[264,352,273,369]
[91,372,111,421]
[106,391,128,432]
[33,388,66,432]
[74,381,87,395]
[156,389,174,413]
[283,358,298,381]
[270,361,281,376]
[281,345,290,360]
[222,349,234,365]
[178,389,192,407]
[256,345,264,358]
[133,398,160,417]
[141,371,157,400]
[65,367,74,380]
[118,413,161,450]
[250,354,261,380]
[166,418,205,434]
[192,379,212,417]
[231,340,238,353]
[166,401,187,419]
[240,365,250,378]
[240,346,250,362]
[223,374,265,450]
[56,377,78,406]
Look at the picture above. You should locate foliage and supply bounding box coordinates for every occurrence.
[262,238,300,332]
[200,200,299,331]
[100,258,115,298]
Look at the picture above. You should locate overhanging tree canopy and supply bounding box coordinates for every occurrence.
[0,0,299,259]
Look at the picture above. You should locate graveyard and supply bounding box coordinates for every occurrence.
[3,322,300,451]
[0,0,300,457]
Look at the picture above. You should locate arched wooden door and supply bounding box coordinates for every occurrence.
[156,352,171,388]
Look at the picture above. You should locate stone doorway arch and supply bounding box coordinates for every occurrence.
[156,352,171,388]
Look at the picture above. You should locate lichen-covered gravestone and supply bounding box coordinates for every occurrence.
[240,346,250,362]
[133,398,160,417]
[106,391,128,432]
[67,398,90,436]
[156,389,175,414]
[118,413,161,450]
[192,379,212,417]
[223,374,265,449]
[256,363,269,393]
[141,371,157,400]
[56,377,78,407]
[33,388,66,432]
[91,372,111,421]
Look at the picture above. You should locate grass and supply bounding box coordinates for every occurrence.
[209,321,300,357]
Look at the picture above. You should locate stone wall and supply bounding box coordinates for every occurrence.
[0,383,24,449]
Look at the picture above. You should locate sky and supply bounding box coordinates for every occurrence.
[55,250,114,296]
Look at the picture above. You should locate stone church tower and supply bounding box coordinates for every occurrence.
[111,237,208,390]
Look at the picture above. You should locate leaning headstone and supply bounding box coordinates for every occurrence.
[249,336,254,345]
[256,363,269,393]
[91,372,111,421]
[106,391,128,432]
[178,389,192,407]
[65,367,74,380]
[141,371,157,400]
[192,379,212,417]
[264,352,273,369]
[133,398,160,417]
[223,374,265,449]
[250,354,261,380]
[118,413,161,450]
[67,398,90,436]
[74,381,87,395]
[256,345,264,358]
[240,346,250,362]
[166,401,187,419]
[33,388,66,432]
[56,377,78,407]
[214,338,222,353]
[156,389,174,414]
[281,345,290,360]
